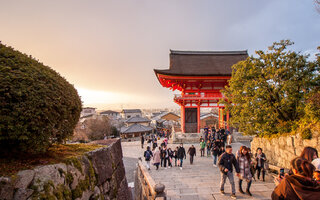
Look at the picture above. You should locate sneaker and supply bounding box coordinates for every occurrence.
[168,166,171,169]
[231,194,236,199]
[180,167,182,170]
[220,190,225,195]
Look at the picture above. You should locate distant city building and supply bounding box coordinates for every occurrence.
[200,113,219,129]
[100,110,120,119]
[151,111,180,130]
[120,110,153,139]
[125,116,151,126]
[121,109,142,119]
[120,124,153,139]
[80,107,96,118]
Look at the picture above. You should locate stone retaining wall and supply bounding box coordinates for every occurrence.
[251,128,320,169]
[134,160,166,200]
[0,139,131,200]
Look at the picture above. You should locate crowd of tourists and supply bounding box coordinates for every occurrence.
[141,130,320,200]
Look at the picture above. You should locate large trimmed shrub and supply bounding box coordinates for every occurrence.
[0,43,82,154]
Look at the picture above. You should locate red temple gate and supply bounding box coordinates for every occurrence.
[154,50,248,133]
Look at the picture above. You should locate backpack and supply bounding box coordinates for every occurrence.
[145,151,151,160]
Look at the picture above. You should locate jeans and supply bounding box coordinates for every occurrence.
[175,158,177,166]
[212,155,218,165]
[220,171,236,194]
[179,158,184,167]
[207,148,211,156]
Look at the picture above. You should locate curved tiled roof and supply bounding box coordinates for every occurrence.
[154,50,248,77]
[120,124,153,134]
[125,116,151,123]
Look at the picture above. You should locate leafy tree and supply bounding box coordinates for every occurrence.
[0,43,82,154]
[222,40,319,136]
[87,116,112,140]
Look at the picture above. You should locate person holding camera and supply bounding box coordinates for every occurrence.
[272,157,320,200]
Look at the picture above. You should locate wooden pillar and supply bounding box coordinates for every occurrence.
[218,106,221,129]
[197,104,200,133]
[181,105,185,133]
[227,110,230,131]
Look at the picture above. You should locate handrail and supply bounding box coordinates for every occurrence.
[138,160,157,197]
[136,159,166,199]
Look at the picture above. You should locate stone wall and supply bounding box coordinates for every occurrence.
[251,128,320,169]
[134,160,166,200]
[0,139,131,200]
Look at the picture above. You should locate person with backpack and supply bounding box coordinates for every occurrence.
[218,145,240,199]
[144,146,153,170]
[177,143,186,170]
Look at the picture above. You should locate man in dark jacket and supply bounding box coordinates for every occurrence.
[187,145,196,164]
[177,143,186,170]
[218,145,240,199]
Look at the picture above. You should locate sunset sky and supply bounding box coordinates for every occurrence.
[1,0,319,110]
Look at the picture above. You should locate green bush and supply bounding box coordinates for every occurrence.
[301,128,312,140]
[0,43,82,154]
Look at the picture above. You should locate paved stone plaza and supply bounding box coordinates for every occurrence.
[122,140,275,200]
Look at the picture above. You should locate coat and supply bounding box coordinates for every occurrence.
[177,147,186,159]
[218,152,240,174]
[271,174,320,200]
[153,150,161,164]
[255,153,266,169]
[187,147,196,156]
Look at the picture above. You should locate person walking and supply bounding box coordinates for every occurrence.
[218,145,240,199]
[144,146,153,170]
[173,146,179,167]
[206,140,211,157]
[152,147,161,170]
[141,135,144,149]
[152,138,158,149]
[211,139,220,167]
[160,146,165,167]
[168,148,173,168]
[187,145,196,164]
[272,157,320,200]
[255,147,267,181]
[177,143,186,170]
[236,146,253,196]
[200,139,206,157]
[162,146,169,169]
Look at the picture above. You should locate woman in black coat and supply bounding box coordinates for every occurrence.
[255,147,267,181]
